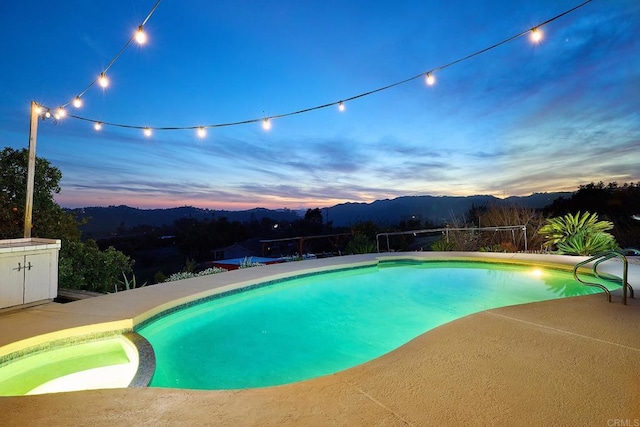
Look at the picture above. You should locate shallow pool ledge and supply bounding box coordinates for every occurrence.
[0,319,133,361]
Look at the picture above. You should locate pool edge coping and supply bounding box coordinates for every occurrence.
[0,252,632,394]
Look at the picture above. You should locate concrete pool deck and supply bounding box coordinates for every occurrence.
[1,252,639,425]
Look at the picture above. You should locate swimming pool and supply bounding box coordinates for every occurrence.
[137,260,617,390]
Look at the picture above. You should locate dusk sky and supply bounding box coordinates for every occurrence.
[1,0,639,211]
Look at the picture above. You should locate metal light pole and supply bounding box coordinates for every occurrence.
[24,101,38,238]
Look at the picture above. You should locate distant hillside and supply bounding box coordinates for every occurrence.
[69,192,571,236]
[324,192,572,227]
[69,206,301,237]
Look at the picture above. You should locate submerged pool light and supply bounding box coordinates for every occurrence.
[529,268,543,277]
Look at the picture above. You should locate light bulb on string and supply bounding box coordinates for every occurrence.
[530,27,543,43]
[33,104,42,115]
[425,73,436,86]
[57,107,66,118]
[99,72,109,88]
[135,25,147,45]
[94,122,102,131]
[73,97,82,108]
[197,127,207,138]
[48,1,589,140]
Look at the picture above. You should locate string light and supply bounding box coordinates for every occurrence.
[33,104,42,115]
[50,0,162,112]
[57,107,66,118]
[73,97,82,108]
[37,0,592,136]
[530,27,543,43]
[425,73,436,86]
[135,25,147,45]
[197,127,206,138]
[94,122,103,131]
[98,72,109,88]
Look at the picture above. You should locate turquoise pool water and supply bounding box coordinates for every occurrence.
[137,260,615,390]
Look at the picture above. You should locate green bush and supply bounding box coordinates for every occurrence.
[345,235,377,254]
[431,239,456,251]
[59,240,134,293]
[555,231,617,256]
[538,211,617,255]
[1,147,135,293]
[164,266,227,283]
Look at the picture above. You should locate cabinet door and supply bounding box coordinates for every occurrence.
[23,252,52,303]
[0,254,25,308]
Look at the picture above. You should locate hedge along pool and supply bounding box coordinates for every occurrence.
[136,260,617,390]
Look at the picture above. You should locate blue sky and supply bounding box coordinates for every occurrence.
[1,0,638,210]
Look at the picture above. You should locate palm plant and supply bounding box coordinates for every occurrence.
[345,235,377,254]
[431,239,457,251]
[538,211,617,255]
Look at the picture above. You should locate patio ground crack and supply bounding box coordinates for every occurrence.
[343,379,416,426]
[487,311,640,353]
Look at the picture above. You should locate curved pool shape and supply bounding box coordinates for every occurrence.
[137,260,618,390]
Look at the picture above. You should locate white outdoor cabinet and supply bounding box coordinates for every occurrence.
[0,238,61,309]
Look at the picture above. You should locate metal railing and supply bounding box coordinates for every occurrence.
[376,225,528,253]
[573,248,638,305]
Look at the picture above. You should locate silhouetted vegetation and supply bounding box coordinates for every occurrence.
[0,147,80,241]
[1,147,133,293]
[90,181,639,283]
[544,182,640,248]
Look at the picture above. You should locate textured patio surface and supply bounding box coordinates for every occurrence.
[1,253,639,426]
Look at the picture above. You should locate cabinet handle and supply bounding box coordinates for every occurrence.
[12,262,33,272]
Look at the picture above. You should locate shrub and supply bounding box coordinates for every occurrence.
[475,204,546,251]
[164,266,227,283]
[431,239,456,251]
[538,211,617,255]
[59,240,134,293]
[478,242,518,253]
[345,235,377,254]
[238,256,265,269]
[556,231,617,256]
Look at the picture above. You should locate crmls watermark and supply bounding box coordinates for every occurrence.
[607,419,640,427]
